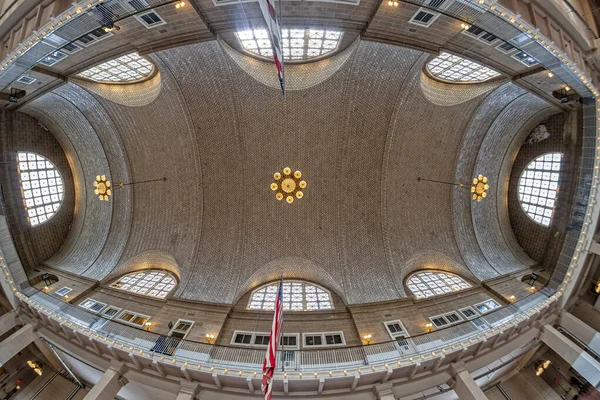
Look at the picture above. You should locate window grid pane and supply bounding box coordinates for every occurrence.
[17,152,64,227]
[407,271,471,299]
[110,270,176,299]
[427,52,501,83]
[248,281,333,311]
[518,153,562,227]
[78,52,154,83]
[235,28,343,61]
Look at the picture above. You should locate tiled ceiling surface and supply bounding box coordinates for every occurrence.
[20,39,559,304]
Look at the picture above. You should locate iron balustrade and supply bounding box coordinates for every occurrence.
[18,286,557,372]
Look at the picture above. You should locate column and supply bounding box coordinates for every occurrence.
[0,323,36,366]
[560,312,600,355]
[451,363,488,400]
[176,381,200,400]
[541,324,600,387]
[0,310,17,337]
[32,338,63,371]
[83,362,128,400]
[372,382,395,400]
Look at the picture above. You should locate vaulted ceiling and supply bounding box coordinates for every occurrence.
[16,38,561,304]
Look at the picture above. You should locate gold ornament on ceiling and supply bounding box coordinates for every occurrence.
[94,175,111,201]
[271,167,307,204]
[471,174,489,202]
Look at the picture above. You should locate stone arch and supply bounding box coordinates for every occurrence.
[234,256,346,304]
[398,250,480,296]
[102,250,181,285]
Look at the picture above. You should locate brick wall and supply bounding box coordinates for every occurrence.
[0,111,75,272]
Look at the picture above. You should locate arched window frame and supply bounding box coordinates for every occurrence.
[426,52,501,83]
[406,270,472,299]
[234,28,343,62]
[77,52,155,84]
[17,152,64,227]
[518,153,562,227]
[109,270,177,299]
[247,280,334,311]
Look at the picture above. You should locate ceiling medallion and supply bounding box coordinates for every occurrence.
[471,175,489,202]
[271,167,306,204]
[94,175,111,201]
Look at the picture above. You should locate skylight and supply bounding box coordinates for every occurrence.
[235,28,343,61]
[77,52,154,83]
[17,152,64,227]
[427,52,501,83]
[518,153,562,227]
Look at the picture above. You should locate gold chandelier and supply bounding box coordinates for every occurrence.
[471,174,489,202]
[94,175,111,201]
[271,167,307,204]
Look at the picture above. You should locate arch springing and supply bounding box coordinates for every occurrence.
[110,270,176,299]
[248,281,333,311]
[407,271,472,299]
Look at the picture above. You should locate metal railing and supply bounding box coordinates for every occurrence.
[19,287,557,372]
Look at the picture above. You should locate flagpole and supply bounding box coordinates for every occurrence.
[278,271,285,372]
[276,0,286,105]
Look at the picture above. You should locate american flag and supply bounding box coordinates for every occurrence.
[257,0,286,102]
[261,277,284,400]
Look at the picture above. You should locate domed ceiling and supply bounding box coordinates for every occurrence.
[17,38,560,305]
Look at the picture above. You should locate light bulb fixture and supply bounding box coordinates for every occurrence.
[145,322,152,331]
[509,295,516,302]
[471,174,489,201]
[175,0,185,8]
[363,334,372,344]
[543,360,551,369]
[271,167,306,204]
[534,360,551,376]
[94,175,112,201]
[205,334,215,344]
[547,71,554,78]
[461,23,470,30]
[595,281,600,294]
[425,323,433,332]
[565,86,571,91]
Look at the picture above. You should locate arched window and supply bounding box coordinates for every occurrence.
[77,52,154,83]
[17,152,64,227]
[248,281,333,311]
[518,153,562,227]
[235,28,343,61]
[427,52,500,83]
[407,271,472,299]
[110,270,176,299]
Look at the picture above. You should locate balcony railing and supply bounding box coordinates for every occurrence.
[18,286,558,372]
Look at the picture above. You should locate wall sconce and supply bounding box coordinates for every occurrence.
[425,323,433,332]
[509,295,516,303]
[63,295,69,302]
[145,322,152,331]
[530,286,536,293]
[595,281,600,294]
[363,334,372,345]
[205,334,215,344]
[42,286,49,293]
